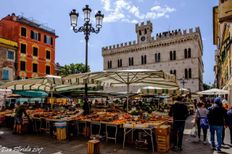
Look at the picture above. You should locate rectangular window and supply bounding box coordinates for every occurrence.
[20,61,26,71]
[184,49,188,58]
[31,30,40,41]
[155,53,161,62]
[173,51,176,60]
[185,69,188,79]
[118,59,122,67]
[46,66,50,74]
[44,35,52,44]
[46,50,50,59]
[189,68,192,78]
[33,63,38,73]
[33,47,38,56]
[188,48,191,58]
[21,27,26,37]
[7,50,14,60]
[20,43,26,54]
[144,55,147,64]
[2,69,9,80]
[108,60,112,69]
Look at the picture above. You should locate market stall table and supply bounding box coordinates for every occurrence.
[123,124,155,152]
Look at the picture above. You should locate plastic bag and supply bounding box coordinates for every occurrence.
[200,117,209,129]
[190,126,197,137]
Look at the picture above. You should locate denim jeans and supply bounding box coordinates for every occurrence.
[209,125,223,150]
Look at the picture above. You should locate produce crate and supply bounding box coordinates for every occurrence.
[88,139,100,154]
[155,125,170,136]
[156,135,170,153]
[155,125,170,153]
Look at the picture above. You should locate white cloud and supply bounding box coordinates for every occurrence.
[101,0,175,23]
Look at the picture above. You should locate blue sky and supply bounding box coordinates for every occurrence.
[0,0,218,84]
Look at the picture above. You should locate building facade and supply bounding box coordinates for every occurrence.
[102,21,204,92]
[213,0,232,102]
[0,38,17,83]
[0,13,57,79]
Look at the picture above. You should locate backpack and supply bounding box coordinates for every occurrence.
[197,109,209,129]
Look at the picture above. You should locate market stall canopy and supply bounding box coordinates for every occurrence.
[63,69,179,93]
[14,90,48,98]
[137,86,188,96]
[197,88,229,95]
[0,75,62,92]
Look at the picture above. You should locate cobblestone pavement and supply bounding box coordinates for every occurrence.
[0,116,231,154]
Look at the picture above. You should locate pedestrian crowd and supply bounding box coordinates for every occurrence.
[169,96,232,152]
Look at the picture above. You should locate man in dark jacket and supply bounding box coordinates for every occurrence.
[169,96,189,151]
[207,97,227,152]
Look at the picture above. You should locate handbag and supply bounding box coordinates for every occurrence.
[197,109,209,129]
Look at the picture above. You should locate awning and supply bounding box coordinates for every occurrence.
[14,90,48,98]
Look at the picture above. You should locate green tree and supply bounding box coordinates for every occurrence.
[60,63,90,76]
[203,83,211,90]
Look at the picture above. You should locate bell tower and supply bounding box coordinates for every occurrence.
[136,21,152,44]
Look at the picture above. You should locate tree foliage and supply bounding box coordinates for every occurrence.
[60,63,90,76]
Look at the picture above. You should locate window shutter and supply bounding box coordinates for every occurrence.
[30,30,34,39]
[38,33,41,41]
[44,35,47,43]
[51,37,53,45]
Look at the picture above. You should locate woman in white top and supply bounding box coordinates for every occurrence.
[195,102,209,144]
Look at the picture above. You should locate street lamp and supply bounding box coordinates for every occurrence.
[69,5,104,114]
[180,77,186,88]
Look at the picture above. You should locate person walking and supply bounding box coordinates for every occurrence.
[14,102,28,134]
[226,106,232,145]
[195,102,208,144]
[169,96,189,151]
[207,97,227,152]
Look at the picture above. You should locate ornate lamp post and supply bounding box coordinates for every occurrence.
[69,5,104,114]
[180,77,187,88]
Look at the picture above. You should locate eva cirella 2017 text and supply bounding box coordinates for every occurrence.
[0,145,44,153]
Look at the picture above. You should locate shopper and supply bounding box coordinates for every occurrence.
[14,102,27,134]
[195,102,208,144]
[226,106,232,145]
[169,96,189,151]
[207,97,227,152]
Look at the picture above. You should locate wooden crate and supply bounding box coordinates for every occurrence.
[155,125,170,136]
[156,135,170,153]
[88,140,100,154]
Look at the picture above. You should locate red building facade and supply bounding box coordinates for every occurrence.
[0,13,57,79]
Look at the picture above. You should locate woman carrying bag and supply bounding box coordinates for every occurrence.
[195,102,209,144]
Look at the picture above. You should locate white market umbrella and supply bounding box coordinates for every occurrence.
[197,88,229,95]
[64,69,179,111]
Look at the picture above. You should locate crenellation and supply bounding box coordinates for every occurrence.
[124,42,127,46]
[113,45,115,49]
[129,41,131,45]
[117,44,119,48]
[120,43,123,47]
[133,41,136,44]
[189,28,193,33]
[195,27,200,33]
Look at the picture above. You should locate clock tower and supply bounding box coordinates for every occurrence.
[136,21,152,44]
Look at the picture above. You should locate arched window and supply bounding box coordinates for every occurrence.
[188,48,191,58]
[173,51,176,60]
[189,68,192,78]
[139,30,142,35]
[170,51,173,60]
[184,49,187,58]
[185,69,188,79]
[145,29,147,34]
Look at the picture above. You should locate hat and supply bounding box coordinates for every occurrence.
[214,97,222,104]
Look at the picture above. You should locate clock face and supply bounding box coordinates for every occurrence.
[141,36,146,41]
